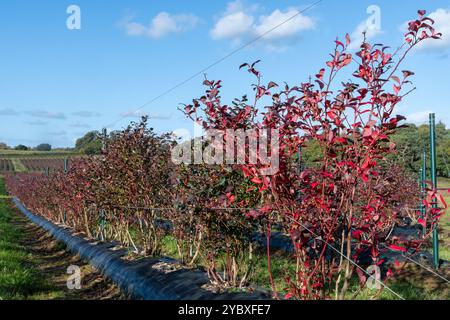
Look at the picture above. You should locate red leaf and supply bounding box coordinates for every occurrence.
[260,204,272,213]
[352,230,363,240]
[239,63,249,70]
[251,177,263,184]
[417,218,426,227]
[388,244,407,253]
[345,33,351,46]
[382,53,392,65]
[311,182,319,189]
[256,87,266,99]
[387,268,394,278]
[437,193,448,209]
[402,70,414,78]
[341,54,352,67]
[284,293,293,299]
[327,111,336,120]
[363,127,372,138]
[391,75,401,85]
[267,81,278,89]
[226,193,235,203]
[316,68,325,80]
[335,40,344,48]
[246,210,261,219]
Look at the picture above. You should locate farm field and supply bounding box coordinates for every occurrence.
[0,150,79,158]
[0,151,81,173]
[0,159,14,172]
[0,4,449,308]
[5,115,449,301]
[2,169,447,300]
[0,176,124,300]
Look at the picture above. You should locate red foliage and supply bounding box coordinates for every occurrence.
[181,10,444,299]
[4,10,446,300]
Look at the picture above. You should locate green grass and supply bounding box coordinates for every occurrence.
[0,176,62,300]
[437,177,450,260]
[158,231,448,299]
[349,280,444,300]
[10,159,26,173]
[0,153,83,173]
[158,235,293,293]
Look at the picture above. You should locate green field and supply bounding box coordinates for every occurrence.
[0,149,79,158]
[0,150,82,173]
[0,176,58,299]
[437,178,450,260]
[0,175,123,300]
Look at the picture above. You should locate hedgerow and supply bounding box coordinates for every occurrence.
[5,11,447,299]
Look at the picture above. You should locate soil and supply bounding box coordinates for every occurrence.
[11,208,127,300]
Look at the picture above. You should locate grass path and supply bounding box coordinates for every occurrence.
[438,178,450,260]
[10,159,26,173]
[0,176,125,300]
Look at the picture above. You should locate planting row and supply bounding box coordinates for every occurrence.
[0,159,13,172]
[0,157,77,173]
[5,11,448,300]
[20,158,67,172]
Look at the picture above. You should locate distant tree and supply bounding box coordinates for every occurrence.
[14,144,29,151]
[0,142,9,150]
[75,131,102,155]
[35,143,52,151]
[388,122,450,177]
[302,139,323,169]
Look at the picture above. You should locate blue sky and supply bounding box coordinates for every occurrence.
[0,0,449,148]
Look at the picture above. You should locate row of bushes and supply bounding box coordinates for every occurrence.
[5,11,447,299]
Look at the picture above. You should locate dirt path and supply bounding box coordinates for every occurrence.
[9,204,127,300]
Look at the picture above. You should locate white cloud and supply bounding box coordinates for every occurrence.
[414,9,450,51]
[120,110,172,120]
[404,111,449,128]
[211,11,254,40]
[122,12,199,39]
[148,112,172,120]
[26,120,47,126]
[120,110,147,118]
[0,108,20,116]
[405,110,433,125]
[27,110,66,120]
[47,130,68,136]
[254,9,314,41]
[69,121,91,129]
[210,1,315,50]
[72,111,101,118]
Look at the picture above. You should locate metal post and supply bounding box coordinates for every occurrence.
[429,113,439,269]
[420,151,427,234]
[420,152,427,235]
[63,158,69,224]
[64,157,69,173]
[99,209,106,241]
[298,145,303,173]
[102,128,108,152]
